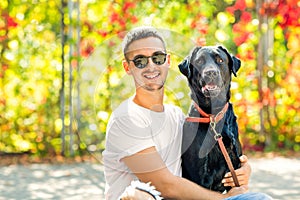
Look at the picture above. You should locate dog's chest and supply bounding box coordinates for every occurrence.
[181,105,242,192]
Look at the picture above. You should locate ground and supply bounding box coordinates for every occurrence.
[0,154,299,200]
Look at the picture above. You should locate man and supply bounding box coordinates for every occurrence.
[103,26,272,200]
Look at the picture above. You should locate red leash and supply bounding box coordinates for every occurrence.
[217,137,240,187]
[186,101,240,187]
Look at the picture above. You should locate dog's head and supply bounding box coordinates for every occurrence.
[178,46,240,105]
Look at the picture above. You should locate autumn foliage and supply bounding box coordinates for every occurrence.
[0,0,299,156]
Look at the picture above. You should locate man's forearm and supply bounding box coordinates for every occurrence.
[162,176,248,200]
[159,176,224,200]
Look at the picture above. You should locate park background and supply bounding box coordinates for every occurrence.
[1,0,300,199]
[1,0,300,161]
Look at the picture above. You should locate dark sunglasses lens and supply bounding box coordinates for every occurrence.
[133,56,148,68]
[152,53,166,65]
[131,52,167,68]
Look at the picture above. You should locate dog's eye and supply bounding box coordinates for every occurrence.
[195,57,204,65]
[217,57,224,63]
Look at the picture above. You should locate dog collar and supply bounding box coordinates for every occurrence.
[185,101,229,124]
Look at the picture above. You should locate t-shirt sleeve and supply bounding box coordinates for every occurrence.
[105,114,155,162]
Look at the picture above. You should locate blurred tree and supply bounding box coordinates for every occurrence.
[0,0,299,157]
[0,0,62,155]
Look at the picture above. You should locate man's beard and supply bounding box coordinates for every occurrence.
[134,75,165,91]
[141,82,165,91]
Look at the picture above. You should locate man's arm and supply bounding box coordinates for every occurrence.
[122,146,248,200]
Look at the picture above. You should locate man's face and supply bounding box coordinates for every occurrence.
[123,37,170,91]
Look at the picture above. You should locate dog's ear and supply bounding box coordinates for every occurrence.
[231,56,241,77]
[178,56,191,78]
[178,46,201,78]
[218,46,241,77]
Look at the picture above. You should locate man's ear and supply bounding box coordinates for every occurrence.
[218,46,241,77]
[123,60,132,75]
[167,54,171,67]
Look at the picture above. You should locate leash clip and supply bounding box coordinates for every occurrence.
[210,121,222,141]
[214,133,222,141]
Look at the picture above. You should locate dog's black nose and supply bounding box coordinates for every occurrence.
[203,69,219,78]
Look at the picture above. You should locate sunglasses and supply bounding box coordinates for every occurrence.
[128,51,167,69]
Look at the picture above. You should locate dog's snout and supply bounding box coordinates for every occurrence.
[203,68,219,78]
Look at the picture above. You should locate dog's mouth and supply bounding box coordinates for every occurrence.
[202,84,219,92]
[201,83,221,97]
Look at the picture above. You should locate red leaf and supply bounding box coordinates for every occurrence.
[2,65,8,71]
[117,31,126,39]
[246,50,255,60]
[131,16,138,24]
[234,0,247,10]
[240,12,252,23]
[97,30,108,38]
[122,2,136,12]
[110,12,119,23]
[190,20,197,28]
[0,35,7,42]
[118,18,126,28]
[80,39,94,58]
[233,23,242,32]
[196,37,206,46]
[2,13,18,29]
[233,32,250,46]
[226,6,235,15]
[197,24,208,35]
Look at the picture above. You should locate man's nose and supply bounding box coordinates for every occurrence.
[146,57,156,68]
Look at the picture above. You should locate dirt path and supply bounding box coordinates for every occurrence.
[249,157,300,200]
[0,157,299,200]
[0,163,105,200]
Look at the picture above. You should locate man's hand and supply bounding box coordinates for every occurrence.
[222,155,252,187]
[224,185,249,198]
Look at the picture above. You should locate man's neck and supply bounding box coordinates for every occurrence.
[133,88,164,112]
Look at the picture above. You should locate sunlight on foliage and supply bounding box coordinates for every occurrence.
[0,0,299,156]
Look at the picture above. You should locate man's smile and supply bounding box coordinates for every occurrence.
[143,71,160,80]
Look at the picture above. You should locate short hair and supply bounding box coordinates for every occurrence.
[122,26,166,58]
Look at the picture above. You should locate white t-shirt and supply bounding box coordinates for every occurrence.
[102,96,185,200]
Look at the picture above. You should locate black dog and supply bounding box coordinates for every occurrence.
[178,45,242,192]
